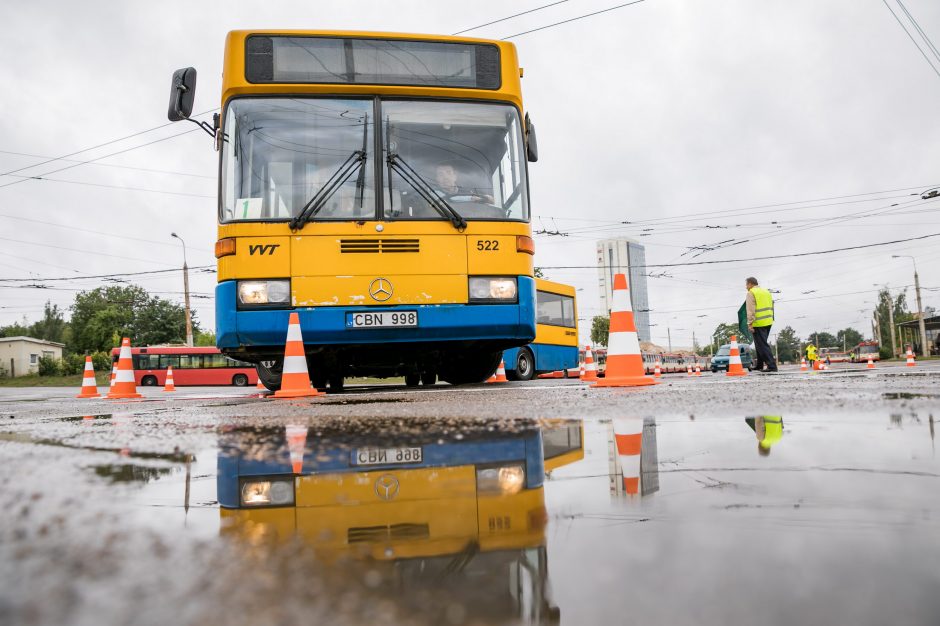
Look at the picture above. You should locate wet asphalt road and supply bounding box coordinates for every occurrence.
[1,361,938,626]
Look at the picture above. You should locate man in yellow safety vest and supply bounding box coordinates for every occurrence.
[745,277,778,372]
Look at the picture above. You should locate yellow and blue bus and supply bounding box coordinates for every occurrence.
[503,279,578,380]
[217,419,582,619]
[166,31,539,390]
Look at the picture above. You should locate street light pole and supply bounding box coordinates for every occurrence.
[893,255,928,357]
[171,232,194,347]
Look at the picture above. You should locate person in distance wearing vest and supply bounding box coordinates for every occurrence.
[746,277,778,372]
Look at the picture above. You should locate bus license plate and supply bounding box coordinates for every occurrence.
[347,311,417,328]
[352,447,423,466]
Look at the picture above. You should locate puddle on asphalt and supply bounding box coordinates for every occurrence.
[883,392,940,400]
[10,410,939,625]
[57,414,114,422]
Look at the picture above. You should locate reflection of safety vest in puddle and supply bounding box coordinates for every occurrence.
[746,416,783,456]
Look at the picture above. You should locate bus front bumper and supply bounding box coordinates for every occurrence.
[215,277,536,351]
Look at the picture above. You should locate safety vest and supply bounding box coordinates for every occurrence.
[750,286,774,328]
[806,345,817,360]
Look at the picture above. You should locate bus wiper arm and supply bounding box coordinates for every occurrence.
[386,153,467,231]
[289,150,367,230]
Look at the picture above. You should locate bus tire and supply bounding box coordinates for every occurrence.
[256,360,283,392]
[440,350,502,385]
[421,371,437,386]
[141,375,158,387]
[328,375,344,393]
[404,372,421,387]
[232,374,249,387]
[513,347,535,381]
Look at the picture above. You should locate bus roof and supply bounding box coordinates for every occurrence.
[221,30,524,110]
[535,277,576,297]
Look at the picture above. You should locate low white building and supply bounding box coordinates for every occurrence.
[0,336,65,377]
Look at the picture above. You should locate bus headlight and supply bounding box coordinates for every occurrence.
[476,465,525,495]
[240,478,295,507]
[469,277,517,302]
[237,280,291,306]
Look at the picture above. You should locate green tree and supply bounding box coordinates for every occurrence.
[835,327,863,351]
[775,326,801,363]
[874,287,913,355]
[29,301,67,344]
[0,318,31,338]
[195,330,216,347]
[808,331,838,348]
[70,285,198,353]
[706,322,740,352]
[591,315,610,347]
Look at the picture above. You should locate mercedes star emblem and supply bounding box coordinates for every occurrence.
[374,474,400,500]
[369,278,393,302]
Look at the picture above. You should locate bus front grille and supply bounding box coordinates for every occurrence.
[347,523,430,543]
[340,239,420,254]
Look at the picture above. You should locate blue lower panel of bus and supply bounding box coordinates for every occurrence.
[215,277,536,348]
[503,343,579,375]
[217,432,545,508]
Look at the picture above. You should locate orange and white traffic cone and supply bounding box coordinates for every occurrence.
[487,359,508,383]
[110,364,117,388]
[286,424,307,474]
[867,356,875,369]
[273,312,322,398]
[694,363,702,377]
[107,338,142,399]
[256,379,265,390]
[800,357,807,372]
[612,417,643,495]
[163,366,176,392]
[76,356,100,398]
[579,361,586,380]
[582,346,598,382]
[593,274,657,388]
[653,360,661,378]
[686,364,693,376]
[725,336,747,377]
[906,347,916,367]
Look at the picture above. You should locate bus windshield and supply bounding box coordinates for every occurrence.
[220,97,529,223]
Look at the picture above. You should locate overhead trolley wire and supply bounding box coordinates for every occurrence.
[0,266,216,283]
[880,0,940,79]
[501,0,650,39]
[452,0,574,35]
[894,0,940,63]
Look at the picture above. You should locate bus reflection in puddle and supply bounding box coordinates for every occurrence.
[216,418,584,624]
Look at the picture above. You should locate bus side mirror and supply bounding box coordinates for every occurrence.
[525,113,538,162]
[168,67,198,121]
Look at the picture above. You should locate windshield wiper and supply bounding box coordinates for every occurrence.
[289,149,367,230]
[386,152,467,231]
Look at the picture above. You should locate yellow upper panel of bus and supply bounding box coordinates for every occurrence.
[535,278,577,297]
[221,30,524,110]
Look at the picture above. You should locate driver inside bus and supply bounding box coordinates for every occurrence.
[432,162,494,204]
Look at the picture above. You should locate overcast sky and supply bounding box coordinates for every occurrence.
[1,0,938,350]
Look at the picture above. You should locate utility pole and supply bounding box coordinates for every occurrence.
[882,286,898,357]
[893,255,928,357]
[171,232,194,347]
[667,327,672,352]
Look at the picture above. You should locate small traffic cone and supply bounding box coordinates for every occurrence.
[694,363,702,376]
[613,417,643,495]
[487,359,508,383]
[163,366,176,392]
[725,336,747,377]
[686,364,693,376]
[273,312,322,398]
[286,424,307,474]
[107,338,142,399]
[867,356,875,369]
[653,360,661,378]
[582,346,598,382]
[800,357,807,372]
[256,379,265,390]
[76,356,100,398]
[906,347,916,367]
[593,274,657,388]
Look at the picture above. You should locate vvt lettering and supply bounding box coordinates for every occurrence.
[248,244,280,256]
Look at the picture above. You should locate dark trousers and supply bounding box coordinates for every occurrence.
[752,325,777,370]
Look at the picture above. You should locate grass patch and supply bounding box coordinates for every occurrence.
[0,373,111,388]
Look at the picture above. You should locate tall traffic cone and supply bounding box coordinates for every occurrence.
[593,274,657,388]
[286,424,307,474]
[163,366,176,392]
[653,360,661,378]
[110,364,117,388]
[906,347,916,367]
[76,356,100,398]
[582,346,598,382]
[107,338,142,399]
[694,363,702,377]
[725,336,747,377]
[487,359,508,384]
[579,361,586,380]
[686,364,693,377]
[800,357,808,372]
[273,312,322,398]
[612,417,643,495]
[867,356,875,369]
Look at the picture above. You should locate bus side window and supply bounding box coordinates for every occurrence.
[160,355,180,370]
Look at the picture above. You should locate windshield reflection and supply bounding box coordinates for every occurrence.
[216,418,583,624]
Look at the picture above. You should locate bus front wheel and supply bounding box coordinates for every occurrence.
[440,350,502,385]
[255,359,282,392]
[232,374,249,387]
[141,375,158,387]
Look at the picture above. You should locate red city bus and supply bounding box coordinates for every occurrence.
[851,341,881,363]
[110,346,258,387]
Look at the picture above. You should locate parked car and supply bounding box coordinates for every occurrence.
[710,343,755,372]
